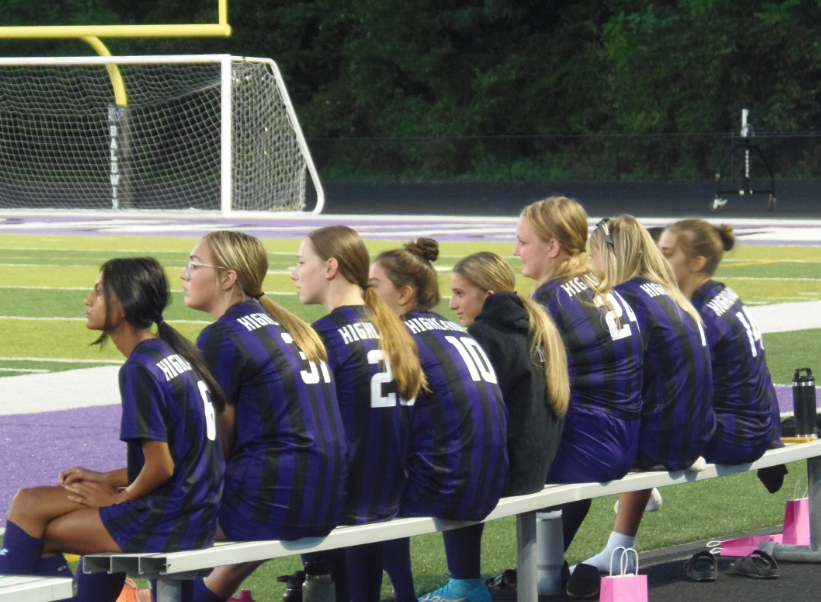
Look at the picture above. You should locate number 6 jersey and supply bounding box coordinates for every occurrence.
[99,338,224,553]
[313,305,411,525]
[197,300,348,540]
[400,310,508,522]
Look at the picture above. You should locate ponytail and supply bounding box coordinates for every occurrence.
[519,294,570,416]
[156,321,227,413]
[257,294,328,364]
[362,287,426,400]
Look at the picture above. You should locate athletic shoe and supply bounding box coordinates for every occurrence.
[565,563,600,599]
[116,579,151,602]
[613,487,663,513]
[419,578,491,602]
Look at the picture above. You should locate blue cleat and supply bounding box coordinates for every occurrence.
[418,578,491,602]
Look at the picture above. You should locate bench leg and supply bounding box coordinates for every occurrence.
[155,579,182,602]
[809,456,821,552]
[516,511,537,602]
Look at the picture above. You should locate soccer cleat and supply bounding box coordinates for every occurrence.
[116,578,152,602]
[613,488,663,513]
[419,578,491,602]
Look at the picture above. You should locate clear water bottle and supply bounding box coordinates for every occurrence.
[793,368,817,438]
[277,570,305,602]
[303,558,335,602]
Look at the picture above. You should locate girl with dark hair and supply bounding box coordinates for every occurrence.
[0,257,226,602]
[370,239,509,602]
[291,224,425,602]
[659,220,781,467]
[182,231,347,602]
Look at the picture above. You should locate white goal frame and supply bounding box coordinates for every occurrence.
[0,54,325,215]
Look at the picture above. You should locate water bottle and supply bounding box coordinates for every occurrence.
[302,558,336,602]
[228,591,257,602]
[536,510,565,595]
[277,570,305,602]
[793,368,817,438]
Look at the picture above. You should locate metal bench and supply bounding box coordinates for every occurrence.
[0,575,75,602]
[84,440,821,602]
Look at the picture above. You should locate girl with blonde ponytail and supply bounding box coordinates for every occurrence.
[582,215,716,574]
[291,225,425,602]
[514,197,644,574]
[182,231,347,602]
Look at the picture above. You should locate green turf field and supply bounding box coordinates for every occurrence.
[1,233,820,598]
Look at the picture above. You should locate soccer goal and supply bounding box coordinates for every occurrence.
[0,55,324,214]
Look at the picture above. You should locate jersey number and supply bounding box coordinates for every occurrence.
[594,292,638,341]
[736,307,763,357]
[368,349,415,408]
[445,336,498,384]
[281,332,332,384]
[197,381,217,442]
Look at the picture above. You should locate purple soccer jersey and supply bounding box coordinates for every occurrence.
[616,277,716,470]
[534,274,644,419]
[691,281,778,450]
[399,311,508,522]
[197,300,347,541]
[313,305,411,525]
[99,338,224,553]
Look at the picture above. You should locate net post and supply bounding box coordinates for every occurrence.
[221,55,233,216]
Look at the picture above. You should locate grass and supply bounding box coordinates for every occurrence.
[0,232,819,598]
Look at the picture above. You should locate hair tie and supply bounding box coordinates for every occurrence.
[154,316,165,326]
[362,283,374,290]
[254,292,265,300]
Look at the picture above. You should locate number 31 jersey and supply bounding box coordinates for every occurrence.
[197,300,347,539]
[313,305,411,525]
[534,274,644,420]
[400,310,508,522]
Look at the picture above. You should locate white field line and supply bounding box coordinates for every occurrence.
[0,285,296,295]
[0,316,210,324]
[720,277,821,281]
[0,357,122,364]
[0,247,298,255]
[0,368,48,373]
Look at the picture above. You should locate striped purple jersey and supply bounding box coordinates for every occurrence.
[400,311,508,522]
[313,306,411,525]
[534,274,643,419]
[616,277,716,470]
[197,300,347,540]
[691,281,777,448]
[99,338,224,553]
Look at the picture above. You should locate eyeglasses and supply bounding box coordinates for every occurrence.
[596,218,615,248]
[183,260,227,280]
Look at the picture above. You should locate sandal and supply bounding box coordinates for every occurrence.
[486,569,517,598]
[684,550,717,582]
[116,578,152,602]
[729,550,779,579]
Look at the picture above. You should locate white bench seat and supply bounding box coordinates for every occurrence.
[0,575,75,602]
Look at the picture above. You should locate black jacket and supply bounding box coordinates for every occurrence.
[468,291,565,496]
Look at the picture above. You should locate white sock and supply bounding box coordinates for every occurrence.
[582,531,636,574]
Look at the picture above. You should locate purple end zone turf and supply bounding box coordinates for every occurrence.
[0,405,122,529]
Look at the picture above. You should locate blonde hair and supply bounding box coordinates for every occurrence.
[307,225,425,401]
[664,219,735,277]
[203,231,327,364]
[521,196,613,306]
[374,238,441,312]
[454,252,569,416]
[589,215,701,325]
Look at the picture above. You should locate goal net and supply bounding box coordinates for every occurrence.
[0,55,324,213]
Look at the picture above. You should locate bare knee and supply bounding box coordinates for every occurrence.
[9,487,48,524]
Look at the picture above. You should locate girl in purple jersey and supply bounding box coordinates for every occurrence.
[408,251,569,602]
[181,231,347,602]
[514,198,644,567]
[659,220,783,482]
[370,239,509,602]
[580,216,715,573]
[291,224,424,602]
[0,258,226,602]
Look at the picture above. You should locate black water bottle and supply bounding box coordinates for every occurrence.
[277,570,305,602]
[792,368,817,438]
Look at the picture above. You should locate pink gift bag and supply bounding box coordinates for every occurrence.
[782,497,810,545]
[600,547,648,602]
[718,534,781,557]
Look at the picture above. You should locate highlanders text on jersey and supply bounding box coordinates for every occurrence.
[692,281,776,448]
[99,338,224,553]
[313,306,411,525]
[197,300,347,540]
[616,277,716,470]
[534,274,643,419]
[400,310,508,522]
